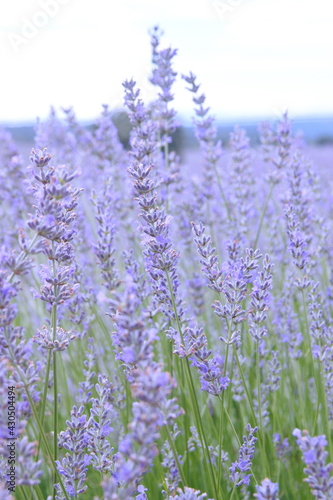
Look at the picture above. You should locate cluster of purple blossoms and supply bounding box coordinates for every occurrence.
[293,428,333,498]
[0,128,29,240]
[128,162,230,396]
[229,424,258,487]
[227,126,255,242]
[272,433,290,462]
[123,79,157,166]
[254,478,279,500]
[0,260,41,413]
[171,487,213,500]
[161,424,182,496]
[149,26,178,149]
[182,72,223,207]
[103,365,181,499]
[87,373,117,473]
[111,280,156,380]
[261,112,293,185]
[2,24,333,500]
[248,255,274,342]
[91,180,121,293]
[56,405,90,497]
[149,27,181,200]
[192,221,263,346]
[106,271,182,497]
[27,148,82,350]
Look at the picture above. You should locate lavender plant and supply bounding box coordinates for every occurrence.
[1,26,333,500]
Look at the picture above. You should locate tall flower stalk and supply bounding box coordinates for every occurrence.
[27,148,82,497]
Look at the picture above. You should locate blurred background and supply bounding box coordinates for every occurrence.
[1,0,332,148]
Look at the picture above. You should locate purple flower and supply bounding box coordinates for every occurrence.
[254,478,279,499]
[293,428,333,498]
[56,405,90,496]
[229,424,258,487]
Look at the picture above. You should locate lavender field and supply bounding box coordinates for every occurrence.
[1,28,333,500]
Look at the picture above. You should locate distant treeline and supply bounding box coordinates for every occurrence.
[4,113,333,152]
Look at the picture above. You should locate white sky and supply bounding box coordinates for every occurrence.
[1,0,332,124]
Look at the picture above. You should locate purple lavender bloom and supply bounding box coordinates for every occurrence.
[123,79,157,165]
[33,325,76,352]
[27,148,83,349]
[105,364,181,499]
[91,180,121,293]
[254,478,279,499]
[272,433,290,462]
[128,163,185,324]
[136,484,148,500]
[192,222,224,293]
[0,267,41,413]
[248,255,274,342]
[87,374,116,474]
[56,405,91,496]
[16,437,43,486]
[172,487,213,500]
[293,428,333,498]
[111,280,156,380]
[0,482,14,500]
[182,72,223,204]
[149,26,178,148]
[77,338,96,405]
[227,126,255,242]
[161,424,182,496]
[229,424,258,487]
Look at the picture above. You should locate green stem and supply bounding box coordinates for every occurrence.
[253,182,275,249]
[165,270,219,499]
[211,161,231,220]
[24,383,70,500]
[51,243,58,500]
[19,486,30,500]
[53,350,58,498]
[234,347,267,470]
[222,404,258,485]
[165,425,187,487]
[37,349,52,459]
[217,325,232,494]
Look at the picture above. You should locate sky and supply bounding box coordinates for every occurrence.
[1,0,333,124]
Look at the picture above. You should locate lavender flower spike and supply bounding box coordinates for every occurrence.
[172,487,213,500]
[56,405,90,496]
[293,428,333,498]
[229,424,258,487]
[254,478,279,500]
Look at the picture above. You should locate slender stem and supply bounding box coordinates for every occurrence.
[53,350,58,498]
[164,142,169,213]
[165,425,187,487]
[37,349,52,459]
[23,384,70,500]
[256,342,269,477]
[217,324,232,494]
[222,403,259,485]
[253,182,275,249]
[256,343,263,434]
[229,484,237,500]
[320,363,333,460]
[234,347,267,469]
[211,161,231,219]
[51,242,58,500]
[165,270,220,499]
[19,486,30,500]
